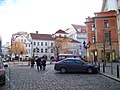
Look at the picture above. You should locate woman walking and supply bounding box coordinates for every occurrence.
[36,57,42,71]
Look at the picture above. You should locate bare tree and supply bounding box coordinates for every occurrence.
[52,37,72,57]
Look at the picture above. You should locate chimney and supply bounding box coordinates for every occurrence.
[36,31,38,34]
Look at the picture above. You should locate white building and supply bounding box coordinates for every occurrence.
[29,31,54,60]
[11,32,32,59]
[54,29,68,37]
[65,24,87,56]
[66,24,87,47]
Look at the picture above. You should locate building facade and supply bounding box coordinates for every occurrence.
[66,24,87,57]
[54,29,80,55]
[102,0,120,57]
[30,32,54,60]
[85,10,119,62]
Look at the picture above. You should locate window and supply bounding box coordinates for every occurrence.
[24,39,26,42]
[21,39,23,42]
[92,24,95,31]
[51,49,53,53]
[105,33,110,42]
[92,36,95,43]
[59,35,61,37]
[51,43,53,47]
[45,42,47,46]
[37,48,39,53]
[37,42,39,46]
[64,59,75,63]
[45,49,47,53]
[75,60,84,64]
[41,42,43,46]
[41,49,43,53]
[104,20,109,28]
[34,42,36,46]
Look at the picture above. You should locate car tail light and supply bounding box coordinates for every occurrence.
[0,70,5,75]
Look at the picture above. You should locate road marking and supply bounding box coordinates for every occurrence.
[6,75,17,90]
[43,68,54,75]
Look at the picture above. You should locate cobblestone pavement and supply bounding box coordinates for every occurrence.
[99,62,120,81]
[0,64,120,90]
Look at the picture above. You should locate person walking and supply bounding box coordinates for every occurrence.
[36,57,42,71]
[30,57,35,68]
[42,57,46,70]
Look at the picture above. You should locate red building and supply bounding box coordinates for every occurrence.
[85,10,119,62]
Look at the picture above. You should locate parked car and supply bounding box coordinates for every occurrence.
[0,57,8,85]
[56,54,88,62]
[54,58,98,74]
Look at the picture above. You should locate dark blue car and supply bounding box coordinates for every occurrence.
[54,58,98,74]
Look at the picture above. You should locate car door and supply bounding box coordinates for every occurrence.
[63,59,76,72]
[74,59,85,72]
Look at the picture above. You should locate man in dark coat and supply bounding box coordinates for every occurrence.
[30,57,35,68]
[36,57,42,71]
[42,57,46,70]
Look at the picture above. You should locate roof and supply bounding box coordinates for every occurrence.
[55,37,80,43]
[55,29,68,34]
[71,24,86,33]
[30,33,54,40]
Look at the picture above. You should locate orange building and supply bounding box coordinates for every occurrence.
[85,10,119,62]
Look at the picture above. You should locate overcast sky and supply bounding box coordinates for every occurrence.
[0,0,102,45]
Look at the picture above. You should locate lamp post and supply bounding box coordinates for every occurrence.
[83,41,90,61]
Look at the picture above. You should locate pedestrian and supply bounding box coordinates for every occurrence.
[30,57,35,68]
[42,57,46,70]
[36,57,42,71]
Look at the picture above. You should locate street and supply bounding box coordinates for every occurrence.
[0,64,120,90]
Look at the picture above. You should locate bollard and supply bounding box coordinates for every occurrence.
[103,63,105,73]
[98,62,100,71]
[117,65,119,78]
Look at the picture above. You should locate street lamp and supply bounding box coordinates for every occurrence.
[83,41,90,61]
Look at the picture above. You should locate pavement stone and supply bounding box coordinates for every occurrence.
[99,62,120,82]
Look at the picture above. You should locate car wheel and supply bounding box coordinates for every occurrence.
[60,67,67,74]
[87,68,93,74]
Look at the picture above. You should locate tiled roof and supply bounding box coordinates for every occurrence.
[71,24,86,33]
[30,33,54,40]
[55,37,80,43]
[55,29,68,34]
